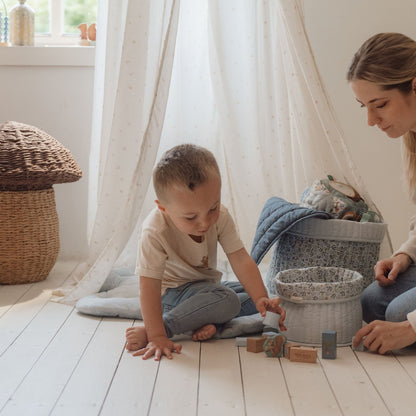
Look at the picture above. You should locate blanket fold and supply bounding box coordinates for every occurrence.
[250,196,331,264]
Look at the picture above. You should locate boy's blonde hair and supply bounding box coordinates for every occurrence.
[347,32,416,198]
[153,144,220,202]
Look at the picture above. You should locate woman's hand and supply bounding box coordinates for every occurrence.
[132,336,182,361]
[374,253,412,286]
[255,296,287,331]
[353,320,416,354]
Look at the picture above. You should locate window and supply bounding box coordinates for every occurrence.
[2,0,97,45]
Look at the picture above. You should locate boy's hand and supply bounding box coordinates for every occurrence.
[255,297,287,331]
[132,336,182,361]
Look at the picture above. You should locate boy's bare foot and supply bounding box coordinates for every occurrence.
[192,324,216,341]
[125,325,148,351]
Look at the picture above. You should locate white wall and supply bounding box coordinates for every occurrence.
[303,0,416,250]
[1,2,415,261]
[0,47,94,260]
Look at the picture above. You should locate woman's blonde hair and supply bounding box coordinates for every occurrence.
[153,144,220,202]
[347,33,416,197]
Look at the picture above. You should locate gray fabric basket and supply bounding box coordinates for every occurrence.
[266,218,387,294]
[274,267,363,345]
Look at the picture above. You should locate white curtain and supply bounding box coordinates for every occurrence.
[53,0,390,304]
[52,0,180,304]
[156,0,388,248]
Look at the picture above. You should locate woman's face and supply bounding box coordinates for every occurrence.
[350,79,416,138]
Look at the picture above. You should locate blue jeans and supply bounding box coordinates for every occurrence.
[361,264,416,323]
[161,280,258,338]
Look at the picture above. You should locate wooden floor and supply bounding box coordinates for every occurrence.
[1,261,416,416]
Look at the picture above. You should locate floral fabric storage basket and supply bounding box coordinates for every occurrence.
[266,217,387,294]
[274,267,363,345]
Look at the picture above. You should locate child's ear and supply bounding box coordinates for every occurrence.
[155,199,166,212]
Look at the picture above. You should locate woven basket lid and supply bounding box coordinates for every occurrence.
[0,121,82,191]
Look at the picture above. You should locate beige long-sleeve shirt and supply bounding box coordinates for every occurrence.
[393,214,416,329]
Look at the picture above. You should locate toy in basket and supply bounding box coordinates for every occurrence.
[251,195,387,294]
[274,267,363,345]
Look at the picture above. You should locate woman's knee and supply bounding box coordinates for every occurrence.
[361,282,388,322]
[385,287,416,322]
[385,302,408,322]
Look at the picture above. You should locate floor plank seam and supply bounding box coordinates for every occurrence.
[394,354,416,385]
[317,354,345,416]
[0,296,55,358]
[98,337,130,415]
[352,349,394,416]
[196,341,201,416]
[237,347,248,416]
[49,317,104,415]
[0,262,78,358]
[279,357,296,415]
[0,284,34,319]
[0,306,75,414]
[146,357,161,416]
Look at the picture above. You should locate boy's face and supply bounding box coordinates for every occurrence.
[156,174,221,239]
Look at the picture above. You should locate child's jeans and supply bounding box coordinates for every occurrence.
[161,280,258,338]
[361,264,416,323]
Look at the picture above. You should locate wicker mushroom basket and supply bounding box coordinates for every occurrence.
[0,121,82,284]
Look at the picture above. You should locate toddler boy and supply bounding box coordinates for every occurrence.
[125,144,286,360]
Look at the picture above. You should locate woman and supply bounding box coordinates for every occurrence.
[347,32,416,354]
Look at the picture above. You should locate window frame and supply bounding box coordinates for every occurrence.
[33,0,95,46]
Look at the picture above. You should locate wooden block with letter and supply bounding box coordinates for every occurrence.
[322,330,337,359]
[289,346,317,363]
[247,336,267,353]
[283,342,301,359]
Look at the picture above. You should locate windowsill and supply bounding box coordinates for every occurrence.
[0,45,95,67]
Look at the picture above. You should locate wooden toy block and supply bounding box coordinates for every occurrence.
[263,333,286,357]
[235,337,247,347]
[263,311,280,329]
[322,330,337,359]
[289,347,317,363]
[352,336,367,352]
[283,342,300,359]
[247,336,267,353]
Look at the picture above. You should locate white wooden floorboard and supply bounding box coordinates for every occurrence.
[0,261,76,355]
[0,283,32,319]
[0,301,74,411]
[148,339,200,416]
[100,329,160,416]
[0,311,101,416]
[355,350,416,416]
[280,349,342,416]
[239,346,294,415]
[2,262,416,415]
[49,317,132,416]
[319,347,391,416]
[198,338,245,415]
[393,347,416,384]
